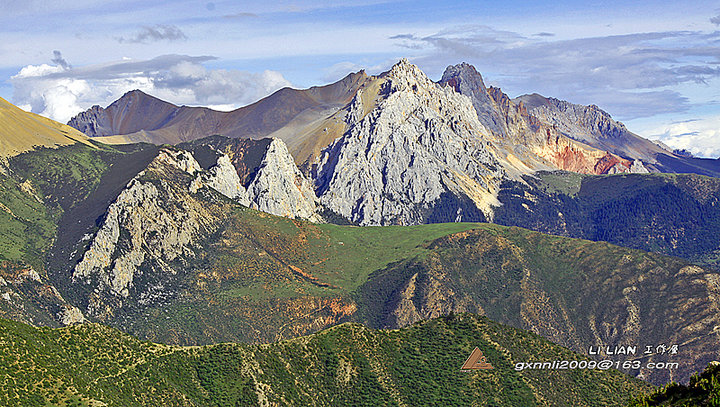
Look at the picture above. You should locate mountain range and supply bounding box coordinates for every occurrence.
[69,59,720,179]
[64,60,720,269]
[0,131,717,386]
[2,59,720,402]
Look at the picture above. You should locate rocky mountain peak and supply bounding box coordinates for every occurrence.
[120,89,144,98]
[111,89,176,109]
[440,62,487,92]
[180,136,321,222]
[67,88,180,137]
[383,59,435,93]
[312,60,505,225]
[439,63,508,137]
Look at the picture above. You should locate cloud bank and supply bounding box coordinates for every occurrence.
[644,114,720,158]
[11,54,292,123]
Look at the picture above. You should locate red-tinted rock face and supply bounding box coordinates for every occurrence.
[593,153,632,174]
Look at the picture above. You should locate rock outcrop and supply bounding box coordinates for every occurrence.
[310,60,656,227]
[312,59,504,225]
[191,154,250,204]
[72,149,225,309]
[0,261,84,327]
[69,136,323,319]
[515,93,671,167]
[439,62,508,139]
[246,139,320,221]
[181,136,321,222]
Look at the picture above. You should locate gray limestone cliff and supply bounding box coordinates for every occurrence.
[71,148,228,319]
[246,139,321,222]
[182,136,321,222]
[191,154,251,205]
[312,59,504,226]
[439,62,508,138]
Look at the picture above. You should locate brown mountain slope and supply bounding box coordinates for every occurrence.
[515,93,672,165]
[439,63,648,176]
[72,71,370,165]
[514,92,720,177]
[0,97,94,163]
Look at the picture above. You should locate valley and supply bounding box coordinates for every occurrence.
[1,58,719,404]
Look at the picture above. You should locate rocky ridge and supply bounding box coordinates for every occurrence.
[439,63,650,176]
[246,138,320,221]
[0,261,84,327]
[64,60,720,228]
[69,136,320,321]
[71,148,227,318]
[515,93,670,166]
[307,60,658,226]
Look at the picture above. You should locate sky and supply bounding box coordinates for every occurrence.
[1,0,719,157]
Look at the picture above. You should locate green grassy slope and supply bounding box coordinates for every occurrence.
[99,202,720,386]
[354,225,720,385]
[0,143,114,271]
[0,314,652,407]
[116,206,483,345]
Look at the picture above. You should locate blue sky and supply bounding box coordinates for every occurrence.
[1,0,719,156]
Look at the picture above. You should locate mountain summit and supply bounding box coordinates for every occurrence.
[439,62,507,137]
[312,59,504,225]
[68,71,370,166]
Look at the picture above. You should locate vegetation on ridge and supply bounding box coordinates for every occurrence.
[0,313,652,406]
[495,171,720,269]
[629,362,720,406]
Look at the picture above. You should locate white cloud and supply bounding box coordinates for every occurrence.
[645,115,720,158]
[117,24,188,44]
[11,63,91,122]
[10,54,292,123]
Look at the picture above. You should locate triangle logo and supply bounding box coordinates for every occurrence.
[461,347,494,370]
